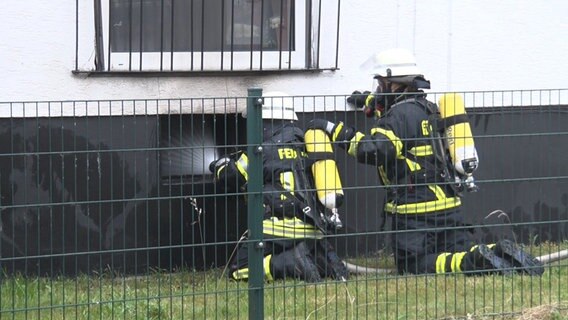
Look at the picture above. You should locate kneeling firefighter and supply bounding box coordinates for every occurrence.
[210,92,349,282]
[311,48,544,276]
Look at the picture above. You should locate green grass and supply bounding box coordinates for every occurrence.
[1,243,567,320]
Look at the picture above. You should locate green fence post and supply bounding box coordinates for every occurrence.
[247,87,264,320]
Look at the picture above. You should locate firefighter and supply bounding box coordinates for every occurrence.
[210,92,349,282]
[311,48,544,276]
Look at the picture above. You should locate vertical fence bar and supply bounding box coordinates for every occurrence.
[246,88,264,320]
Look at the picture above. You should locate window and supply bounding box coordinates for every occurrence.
[159,113,245,184]
[160,114,219,183]
[86,0,340,72]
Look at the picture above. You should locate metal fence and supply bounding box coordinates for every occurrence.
[0,89,567,319]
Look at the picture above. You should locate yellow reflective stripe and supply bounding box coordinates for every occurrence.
[386,183,461,214]
[470,245,479,252]
[279,171,295,193]
[428,185,447,200]
[347,132,365,157]
[236,153,249,182]
[263,217,324,239]
[231,255,273,281]
[378,166,390,184]
[365,94,375,107]
[232,267,249,280]
[370,128,403,156]
[408,145,433,156]
[436,253,451,273]
[451,252,467,272]
[332,122,344,142]
[385,197,461,214]
[264,255,273,281]
[405,158,421,171]
[487,243,496,250]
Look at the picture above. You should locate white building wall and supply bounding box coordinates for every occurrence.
[1,0,567,112]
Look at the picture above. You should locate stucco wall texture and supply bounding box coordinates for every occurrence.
[1,1,567,104]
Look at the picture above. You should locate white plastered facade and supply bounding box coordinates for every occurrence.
[1,0,567,116]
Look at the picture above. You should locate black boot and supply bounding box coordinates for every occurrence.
[270,242,322,283]
[462,244,514,275]
[313,239,349,281]
[492,240,544,276]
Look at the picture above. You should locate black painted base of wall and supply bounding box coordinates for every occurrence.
[0,106,566,275]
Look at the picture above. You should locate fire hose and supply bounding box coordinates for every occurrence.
[343,249,568,275]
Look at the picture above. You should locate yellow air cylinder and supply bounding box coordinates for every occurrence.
[304,128,344,209]
[438,93,479,176]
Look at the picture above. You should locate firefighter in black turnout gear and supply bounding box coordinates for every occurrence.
[210,92,349,282]
[311,49,544,276]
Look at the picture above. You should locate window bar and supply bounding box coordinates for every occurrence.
[170,0,175,71]
[230,0,235,70]
[107,0,112,71]
[249,0,255,70]
[159,0,165,71]
[75,0,79,71]
[315,0,322,69]
[190,0,194,71]
[304,0,311,69]
[93,0,105,71]
[220,0,225,70]
[288,0,294,69]
[128,0,133,71]
[259,0,265,70]
[335,0,341,69]
[200,0,205,71]
[139,0,144,70]
[278,0,284,70]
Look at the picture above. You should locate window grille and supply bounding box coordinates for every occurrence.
[75,0,341,73]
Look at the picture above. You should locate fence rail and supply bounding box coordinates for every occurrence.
[0,89,567,319]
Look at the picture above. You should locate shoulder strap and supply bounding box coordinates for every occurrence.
[414,98,470,131]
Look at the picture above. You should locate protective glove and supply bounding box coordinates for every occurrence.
[347,90,371,109]
[308,118,336,136]
[308,119,355,144]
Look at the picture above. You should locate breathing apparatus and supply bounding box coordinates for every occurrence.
[244,91,345,231]
[434,93,479,193]
[305,128,345,230]
[360,48,479,193]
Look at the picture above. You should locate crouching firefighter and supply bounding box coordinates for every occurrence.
[210,92,349,282]
[311,48,544,276]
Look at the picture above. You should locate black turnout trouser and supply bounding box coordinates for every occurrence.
[228,237,315,274]
[390,208,475,274]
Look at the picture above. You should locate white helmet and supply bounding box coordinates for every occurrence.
[362,48,423,77]
[260,91,298,121]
